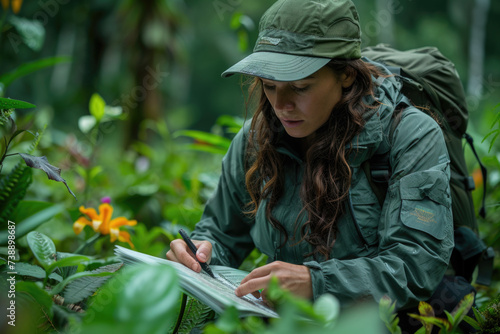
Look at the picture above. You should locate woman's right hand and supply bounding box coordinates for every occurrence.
[166,239,213,273]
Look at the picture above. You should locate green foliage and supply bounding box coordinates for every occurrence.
[129,222,173,255]
[16,280,55,320]
[173,294,216,333]
[174,130,232,155]
[25,231,117,295]
[89,93,106,122]
[1,231,122,331]
[173,115,244,155]
[0,56,71,89]
[379,296,402,334]
[63,263,123,304]
[0,99,75,230]
[0,96,36,109]
[79,93,124,134]
[229,11,255,52]
[394,292,476,334]
[0,201,65,244]
[15,261,63,282]
[0,162,32,224]
[19,153,77,200]
[80,263,181,334]
[7,15,45,51]
[27,230,57,269]
[205,277,380,334]
[49,269,115,297]
[465,294,500,334]
[0,108,13,128]
[482,103,500,153]
[1,3,499,331]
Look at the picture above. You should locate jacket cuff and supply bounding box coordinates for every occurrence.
[304,260,326,301]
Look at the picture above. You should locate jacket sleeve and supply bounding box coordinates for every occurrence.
[305,109,454,309]
[190,127,255,268]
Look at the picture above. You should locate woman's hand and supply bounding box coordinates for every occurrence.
[166,239,213,273]
[235,261,312,300]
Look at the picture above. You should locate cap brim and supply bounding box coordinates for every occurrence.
[221,52,331,81]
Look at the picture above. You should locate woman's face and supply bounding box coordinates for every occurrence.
[261,66,354,140]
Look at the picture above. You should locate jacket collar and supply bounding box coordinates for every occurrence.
[347,58,404,167]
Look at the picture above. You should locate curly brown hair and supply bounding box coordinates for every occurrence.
[244,59,384,260]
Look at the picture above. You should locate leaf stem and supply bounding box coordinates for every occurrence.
[74,233,102,254]
[83,125,100,202]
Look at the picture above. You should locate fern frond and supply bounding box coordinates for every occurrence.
[26,125,46,155]
[176,295,216,333]
[0,163,33,223]
[62,263,123,304]
[0,109,14,129]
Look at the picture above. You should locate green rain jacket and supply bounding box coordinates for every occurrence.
[191,59,454,310]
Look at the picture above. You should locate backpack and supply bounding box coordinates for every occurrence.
[361,44,494,286]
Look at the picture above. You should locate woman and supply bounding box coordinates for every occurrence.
[167,0,453,319]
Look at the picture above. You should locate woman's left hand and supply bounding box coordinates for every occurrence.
[234,261,312,300]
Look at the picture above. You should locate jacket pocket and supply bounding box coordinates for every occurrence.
[350,191,381,246]
[399,170,451,240]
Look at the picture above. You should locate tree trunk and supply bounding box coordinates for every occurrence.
[118,0,183,148]
[467,0,490,98]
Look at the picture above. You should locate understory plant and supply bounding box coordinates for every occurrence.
[202,277,382,334]
[1,231,121,331]
[465,295,500,334]
[378,292,500,334]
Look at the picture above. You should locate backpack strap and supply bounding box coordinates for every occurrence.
[463,133,488,218]
[362,101,407,207]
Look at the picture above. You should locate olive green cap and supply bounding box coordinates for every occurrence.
[222,0,361,81]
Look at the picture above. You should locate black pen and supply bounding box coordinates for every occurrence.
[178,229,215,279]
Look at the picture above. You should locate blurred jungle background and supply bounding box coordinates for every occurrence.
[0,0,499,333]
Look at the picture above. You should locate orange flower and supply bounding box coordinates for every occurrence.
[1,0,9,10]
[11,0,22,14]
[74,203,137,248]
[1,0,23,13]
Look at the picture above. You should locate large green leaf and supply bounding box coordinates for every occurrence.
[27,231,57,270]
[63,263,123,304]
[0,203,65,245]
[0,97,36,109]
[0,56,71,88]
[216,115,244,129]
[89,93,106,122]
[183,143,230,155]
[15,262,62,282]
[45,255,90,275]
[326,302,383,334]
[313,294,340,325]
[50,271,115,296]
[174,130,232,149]
[450,292,475,327]
[16,280,54,319]
[82,263,181,334]
[10,200,57,224]
[408,314,451,331]
[7,16,45,52]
